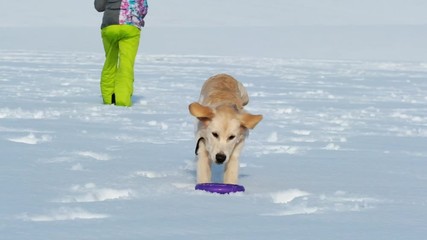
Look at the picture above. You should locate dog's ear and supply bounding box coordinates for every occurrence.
[189,102,214,121]
[240,113,263,129]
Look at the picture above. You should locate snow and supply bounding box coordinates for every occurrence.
[1,47,427,239]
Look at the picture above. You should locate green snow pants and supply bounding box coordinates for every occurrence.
[100,25,141,107]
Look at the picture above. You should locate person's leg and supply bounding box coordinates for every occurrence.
[100,26,120,104]
[115,25,141,107]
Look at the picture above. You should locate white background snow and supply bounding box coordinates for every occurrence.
[1,0,427,239]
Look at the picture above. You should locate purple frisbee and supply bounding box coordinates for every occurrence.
[195,183,245,194]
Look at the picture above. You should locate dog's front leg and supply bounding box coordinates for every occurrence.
[223,141,244,184]
[224,158,239,184]
[196,142,212,183]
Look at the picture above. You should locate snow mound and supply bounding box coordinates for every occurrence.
[19,207,109,222]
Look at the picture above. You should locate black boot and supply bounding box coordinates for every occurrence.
[111,94,116,105]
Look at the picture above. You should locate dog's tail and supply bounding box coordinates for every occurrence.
[238,81,249,106]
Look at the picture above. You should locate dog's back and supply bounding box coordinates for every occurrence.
[199,74,249,108]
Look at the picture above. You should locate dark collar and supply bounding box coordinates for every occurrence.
[195,137,205,155]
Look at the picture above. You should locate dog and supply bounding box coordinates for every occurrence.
[189,74,263,184]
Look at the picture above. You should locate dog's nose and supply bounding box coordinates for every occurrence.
[215,153,226,164]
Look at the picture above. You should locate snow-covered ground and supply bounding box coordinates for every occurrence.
[1,50,426,239]
[3,26,427,61]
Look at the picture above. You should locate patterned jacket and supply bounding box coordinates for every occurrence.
[94,0,148,29]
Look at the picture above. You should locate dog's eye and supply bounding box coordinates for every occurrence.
[228,135,236,141]
[212,132,219,138]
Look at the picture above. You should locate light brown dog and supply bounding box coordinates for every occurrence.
[189,74,263,184]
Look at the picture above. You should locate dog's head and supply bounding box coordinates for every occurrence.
[189,102,263,164]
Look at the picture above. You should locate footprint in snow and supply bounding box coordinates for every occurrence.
[70,163,85,171]
[8,133,52,145]
[133,171,169,178]
[264,189,381,216]
[132,169,195,191]
[323,143,341,150]
[54,183,134,203]
[18,207,109,222]
[76,151,111,161]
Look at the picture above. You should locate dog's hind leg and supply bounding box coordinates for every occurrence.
[196,142,212,183]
